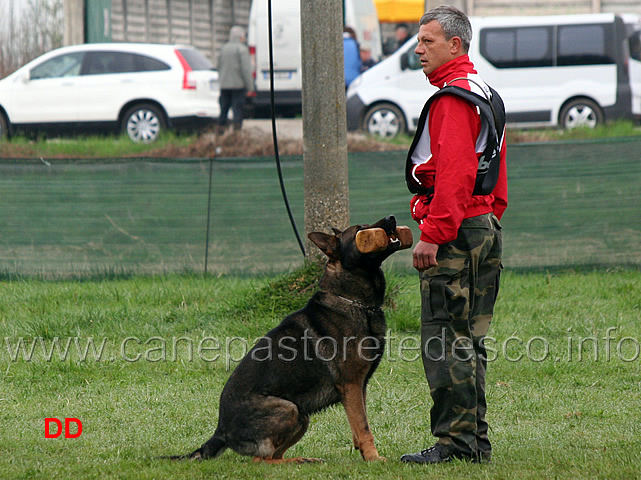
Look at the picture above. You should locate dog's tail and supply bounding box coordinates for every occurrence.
[163,436,227,461]
[190,436,227,460]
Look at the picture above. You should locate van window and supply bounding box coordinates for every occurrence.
[629,31,641,61]
[406,49,422,70]
[558,24,615,65]
[481,27,553,68]
[480,23,615,68]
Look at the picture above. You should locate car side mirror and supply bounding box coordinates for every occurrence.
[19,72,30,83]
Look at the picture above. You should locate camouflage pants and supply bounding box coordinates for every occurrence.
[419,213,502,458]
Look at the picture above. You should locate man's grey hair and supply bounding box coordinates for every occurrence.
[229,25,246,42]
[420,5,472,53]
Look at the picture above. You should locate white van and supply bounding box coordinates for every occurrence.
[346,13,641,137]
[248,0,382,115]
[623,14,641,119]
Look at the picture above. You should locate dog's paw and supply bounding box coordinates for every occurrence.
[360,449,386,462]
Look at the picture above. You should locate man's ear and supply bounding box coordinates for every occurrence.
[450,36,462,55]
[308,232,340,258]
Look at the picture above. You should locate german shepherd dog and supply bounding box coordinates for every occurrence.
[172,216,411,464]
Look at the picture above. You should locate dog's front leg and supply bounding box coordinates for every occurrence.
[338,383,385,461]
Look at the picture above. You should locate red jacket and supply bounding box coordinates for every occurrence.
[409,55,508,245]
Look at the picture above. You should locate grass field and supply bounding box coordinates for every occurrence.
[0,134,640,478]
[1,268,640,479]
[0,133,199,159]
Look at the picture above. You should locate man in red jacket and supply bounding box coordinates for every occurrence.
[401,6,507,464]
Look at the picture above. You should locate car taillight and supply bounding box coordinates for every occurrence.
[249,45,257,80]
[175,50,197,90]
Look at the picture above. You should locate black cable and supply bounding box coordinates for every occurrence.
[267,0,306,257]
[204,156,214,275]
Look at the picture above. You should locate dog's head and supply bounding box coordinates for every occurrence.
[308,215,412,271]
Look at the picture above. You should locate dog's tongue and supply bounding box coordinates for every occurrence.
[355,227,413,254]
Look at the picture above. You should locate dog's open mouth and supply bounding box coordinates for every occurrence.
[355,226,413,254]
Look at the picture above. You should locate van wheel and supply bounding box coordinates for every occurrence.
[559,99,603,129]
[122,103,165,143]
[363,103,406,138]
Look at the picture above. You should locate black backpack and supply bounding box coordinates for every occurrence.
[406,78,506,197]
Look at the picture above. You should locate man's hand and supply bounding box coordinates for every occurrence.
[413,240,439,272]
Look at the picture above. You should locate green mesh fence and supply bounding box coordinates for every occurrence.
[0,136,639,277]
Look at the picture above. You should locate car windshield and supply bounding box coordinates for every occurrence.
[176,48,214,70]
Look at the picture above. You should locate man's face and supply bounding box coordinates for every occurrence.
[414,21,457,77]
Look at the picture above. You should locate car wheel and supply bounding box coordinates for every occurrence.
[122,104,165,143]
[559,98,603,129]
[363,103,406,138]
[0,112,9,140]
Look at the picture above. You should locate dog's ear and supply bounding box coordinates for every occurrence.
[308,232,340,258]
[331,227,343,235]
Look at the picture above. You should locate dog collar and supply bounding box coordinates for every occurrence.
[319,291,383,314]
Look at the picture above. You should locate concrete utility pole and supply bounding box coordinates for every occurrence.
[64,0,84,46]
[300,0,350,256]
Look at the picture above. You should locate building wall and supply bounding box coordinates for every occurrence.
[66,0,641,64]
[108,0,250,63]
[463,0,641,16]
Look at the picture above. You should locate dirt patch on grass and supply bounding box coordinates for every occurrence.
[4,123,619,159]
[141,126,568,159]
[142,129,405,158]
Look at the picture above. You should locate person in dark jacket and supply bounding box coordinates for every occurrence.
[217,25,254,132]
[383,23,411,56]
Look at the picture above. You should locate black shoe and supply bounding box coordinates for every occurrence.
[400,444,452,464]
[400,444,486,464]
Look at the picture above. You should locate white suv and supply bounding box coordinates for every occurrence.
[0,43,220,143]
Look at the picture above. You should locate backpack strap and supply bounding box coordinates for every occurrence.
[405,79,506,196]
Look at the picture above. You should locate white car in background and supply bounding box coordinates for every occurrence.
[0,43,220,143]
